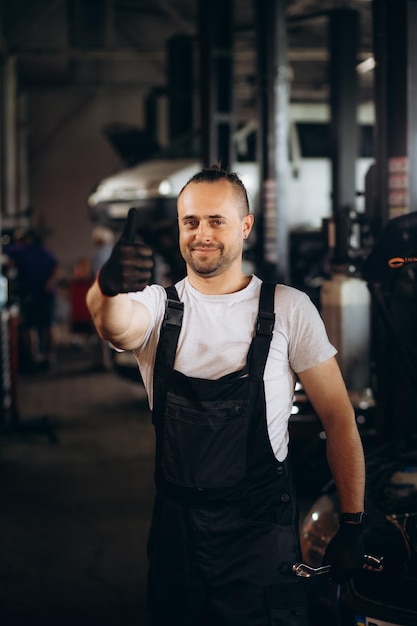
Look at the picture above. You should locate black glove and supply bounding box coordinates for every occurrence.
[98,208,153,296]
[323,522,364,583]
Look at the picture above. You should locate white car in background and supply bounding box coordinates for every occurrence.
[88,103,374,230]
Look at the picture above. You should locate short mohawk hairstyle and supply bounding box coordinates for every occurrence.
[179,163,250,217]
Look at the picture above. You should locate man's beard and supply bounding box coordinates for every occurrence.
[182,243,239,277]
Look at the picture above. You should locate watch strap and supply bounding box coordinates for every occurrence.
[339,511,368,526]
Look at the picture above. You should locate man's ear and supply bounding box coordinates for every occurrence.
[243,213,255,239]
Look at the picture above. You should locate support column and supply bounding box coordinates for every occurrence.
[373,0,417,229]
[198,0,235,168]
[3,55,18,218]
[328,9,359,265]
[255,0,290,283]
[370,0,417,439]
[144,87,169,150]
[0,50,4,220]
[167,35,194,151]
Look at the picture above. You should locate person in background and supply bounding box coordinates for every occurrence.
[4,228,59,371]
[86,165,366,626]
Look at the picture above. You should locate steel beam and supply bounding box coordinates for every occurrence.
[198,0,235,168]
[255,0,290,283]
[328,8,359,265]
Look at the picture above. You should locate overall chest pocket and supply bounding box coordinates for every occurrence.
[162,392,249,488]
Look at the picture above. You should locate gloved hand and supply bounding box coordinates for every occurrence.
[98,208,153,296]
[323,522,364,583]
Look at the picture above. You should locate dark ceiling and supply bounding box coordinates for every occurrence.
[2,0,374,116]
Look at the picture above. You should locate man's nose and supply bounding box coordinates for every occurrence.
[196,222,211,240]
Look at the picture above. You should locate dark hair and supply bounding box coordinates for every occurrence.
[179,164,250,217]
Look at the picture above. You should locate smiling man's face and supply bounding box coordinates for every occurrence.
[177,179,253,279]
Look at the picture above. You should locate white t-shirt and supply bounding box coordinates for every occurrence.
[129,275,336,461]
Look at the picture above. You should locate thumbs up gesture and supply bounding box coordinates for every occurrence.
[97,208,154,296]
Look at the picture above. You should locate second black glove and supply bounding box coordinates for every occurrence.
[322,522,365,583]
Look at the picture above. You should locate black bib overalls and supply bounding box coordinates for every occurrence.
[147,283,308,626]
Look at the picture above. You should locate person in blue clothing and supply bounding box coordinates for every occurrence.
[4,228,59,370]
[86,165,366,626]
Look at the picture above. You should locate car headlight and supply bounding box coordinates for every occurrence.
[158,180,172,196]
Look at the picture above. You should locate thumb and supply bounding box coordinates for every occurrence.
[120,207,139,243]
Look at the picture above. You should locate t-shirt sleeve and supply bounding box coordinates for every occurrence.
[286,289,337,373]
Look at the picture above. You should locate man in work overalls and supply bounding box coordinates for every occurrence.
[87,165,366,625]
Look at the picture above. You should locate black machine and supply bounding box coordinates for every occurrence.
[297,212,417,626]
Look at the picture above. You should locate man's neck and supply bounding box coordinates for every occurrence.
[186,271,252,295]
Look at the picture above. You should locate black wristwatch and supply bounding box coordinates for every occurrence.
[339,512,368,526]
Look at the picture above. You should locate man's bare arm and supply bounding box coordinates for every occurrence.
[298,356,365,513]
[86,279,151,350]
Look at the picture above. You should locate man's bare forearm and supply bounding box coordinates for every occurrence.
[86,279,142,350]
[326,420,365,512]
[298,358,366,514]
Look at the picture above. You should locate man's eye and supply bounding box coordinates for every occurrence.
[212,220,224,226]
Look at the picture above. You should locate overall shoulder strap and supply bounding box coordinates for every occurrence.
[154,285,184,374]
[165,285,180,302]
[152,286,184,424]
[248,282,276,380]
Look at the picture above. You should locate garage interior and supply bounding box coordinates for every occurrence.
[1,1,417,625]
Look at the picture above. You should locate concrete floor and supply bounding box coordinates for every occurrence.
[0,341,320,626]
[1,343,155,625]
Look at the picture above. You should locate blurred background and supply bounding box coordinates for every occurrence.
[1,1,417,625]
